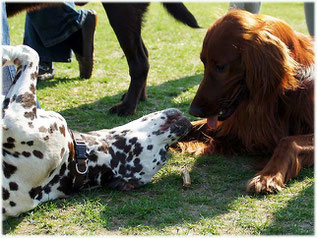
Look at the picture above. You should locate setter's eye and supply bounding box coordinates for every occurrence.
[215,64,226,73]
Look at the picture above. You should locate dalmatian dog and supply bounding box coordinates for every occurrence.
[2,45,192,219]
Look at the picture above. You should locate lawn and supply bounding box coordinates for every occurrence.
[3,2,314,235]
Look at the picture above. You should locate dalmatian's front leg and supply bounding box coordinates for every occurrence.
[2,45,39,118]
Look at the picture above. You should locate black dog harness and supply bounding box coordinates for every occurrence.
[69,129,89,189]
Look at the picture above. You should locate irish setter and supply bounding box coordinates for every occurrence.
[178,10,314,194]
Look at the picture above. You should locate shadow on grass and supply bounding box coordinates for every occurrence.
[262,168,314,235]
[50,73,203,132]
[2,155,313,235]
[36,76,85,90]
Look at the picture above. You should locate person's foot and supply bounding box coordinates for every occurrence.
[38,62,55,81]
[73,9,97,79]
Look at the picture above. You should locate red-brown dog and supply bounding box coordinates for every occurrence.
[178,10,314,194]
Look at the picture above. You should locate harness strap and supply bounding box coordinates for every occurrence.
[69,129,88,190]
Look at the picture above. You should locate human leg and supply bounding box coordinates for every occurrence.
[229,2,261,14]
[304,2,314,37]
[23,2,96,79]
[2,2,16,96]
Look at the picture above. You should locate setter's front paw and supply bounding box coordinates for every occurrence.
[246,173,285,194]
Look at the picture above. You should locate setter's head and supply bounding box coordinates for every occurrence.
[189,10,310,128]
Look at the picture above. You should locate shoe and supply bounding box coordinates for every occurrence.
[74,9,97,79]
[38,62,55,81]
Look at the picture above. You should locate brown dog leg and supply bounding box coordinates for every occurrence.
[247,134,314,194]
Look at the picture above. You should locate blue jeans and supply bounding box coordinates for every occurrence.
[23,2,88,62]
[2,2,16,96]
[2,3,40,107]
[304,2,314,36]
[229,2,261,13]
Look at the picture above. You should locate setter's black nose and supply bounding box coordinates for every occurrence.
[189,104,204,117]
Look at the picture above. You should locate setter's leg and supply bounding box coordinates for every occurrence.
[247,134,314,194]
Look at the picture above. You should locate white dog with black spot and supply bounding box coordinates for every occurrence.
[2,45,192,219]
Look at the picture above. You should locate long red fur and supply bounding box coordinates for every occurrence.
[177,10,314,193]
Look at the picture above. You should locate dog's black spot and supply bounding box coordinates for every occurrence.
[110,150,127,168]
[49,175,60,186]
[33,150,43,159]
[57,176,73,195]
[86,166,100,186]
[119,164,127,175]
[3,161,17,179]
[44,136,49,141]
[157,162,160,166]
[9,182,18,191]
[131,158,143,173]
[133,142,143,156]
[121,130,130,136]
[3,149,11,157]
[159,149,168,162]
[3,143,15,149]
[109,148,119,169]
[100,166,114,187]
[3,188,10,200]
[88,153,98,162]
[43,185,51,194]
[3,98,10,111]
[117,151,127,164]
[12,94,17,102]
[113,137,127,150]
[26,141,34,146]
[153,159,157,163]
[59,163,67,176]
[9,201,16,207]
[152,129,164,135]
[29,186,42,200]
[147,145,153,150]
[12,151,20,158]
[129,137,137,145]
[126,152,133,162]
[7,137,15,143]
[14,69,22,82]
[122,144,131,153]
[3,208,6,214]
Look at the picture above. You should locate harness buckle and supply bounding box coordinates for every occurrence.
[70,130,89,175]
[75,160,88,174]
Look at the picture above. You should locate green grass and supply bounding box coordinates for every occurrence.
[4,2,313,235]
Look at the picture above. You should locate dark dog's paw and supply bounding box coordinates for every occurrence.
[109,102,136,116]
[247,174,285,194]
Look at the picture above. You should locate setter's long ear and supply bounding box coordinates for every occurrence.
[242,30,299,103]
